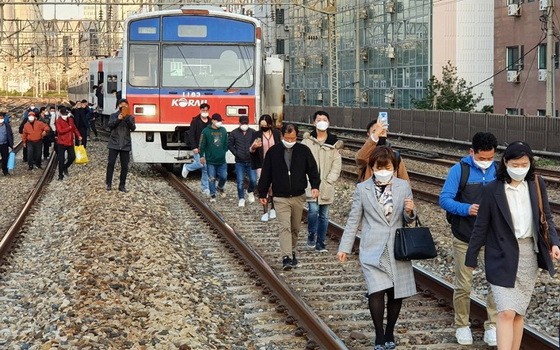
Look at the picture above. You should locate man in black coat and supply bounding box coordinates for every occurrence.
[258,123,320,270]
[0,114,14,175]
[181,103,212,196]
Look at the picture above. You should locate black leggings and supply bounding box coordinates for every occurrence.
[368,288,403,346]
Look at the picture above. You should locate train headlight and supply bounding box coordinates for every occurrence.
[134,104,157,116]
[226,106,248,117]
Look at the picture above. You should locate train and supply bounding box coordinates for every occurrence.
[69,6,284,165]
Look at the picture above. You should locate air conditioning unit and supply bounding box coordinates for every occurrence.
[385,90,395,104]
[317,92,323,101]
[386,1,395,13]
[540,0,549,11]
[359,9,369,19]
[284,54,290,61]
[387,45,395,59]
[538,69,547,81]
[360,91,368,103]
[507,70,520,83]
[508,3,520,16]
[360,48,368,61]
[284,24,290,31]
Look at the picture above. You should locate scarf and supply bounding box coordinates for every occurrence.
[374,183,393,221]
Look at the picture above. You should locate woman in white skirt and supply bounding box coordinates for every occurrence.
[466,141,560,350]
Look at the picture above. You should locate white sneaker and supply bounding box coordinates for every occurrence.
[247,192,255,203]
[483,326,497,346]
[238,199,245,207]
[455,326,473,345]
[210,196,216,203]
[268,209,277,219]
[181,164,189,178]
[202,189,210,197]
[261,212,269,222]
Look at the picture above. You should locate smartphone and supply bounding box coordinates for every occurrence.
[378,112,389,129]
[121,106,130,116]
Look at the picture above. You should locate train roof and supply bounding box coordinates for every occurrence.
[124,6,261,27]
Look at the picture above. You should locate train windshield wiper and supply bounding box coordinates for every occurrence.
[225,65,252,92]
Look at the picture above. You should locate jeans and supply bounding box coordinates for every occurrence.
[235,162,257,199]
[206,163,227,197]
[106,148,131,189]
[307,201,330,250]
[186,153,209,192]
[57,144,75,178]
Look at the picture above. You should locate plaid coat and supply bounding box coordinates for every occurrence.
[339,177,417,299]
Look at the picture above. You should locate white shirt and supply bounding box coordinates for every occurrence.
[504,181,535,239]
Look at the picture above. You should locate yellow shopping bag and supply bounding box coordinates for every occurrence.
[74,145,89,164]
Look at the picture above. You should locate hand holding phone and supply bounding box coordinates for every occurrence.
[121,106,130,116]
[378,112,389,129]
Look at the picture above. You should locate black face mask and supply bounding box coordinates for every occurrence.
[261,127,270,132]
[378,137,387,146]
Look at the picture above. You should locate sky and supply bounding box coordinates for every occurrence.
[42,4,83,20]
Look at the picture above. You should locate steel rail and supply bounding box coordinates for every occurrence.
[161,168,349,350]
[0,145,56,260]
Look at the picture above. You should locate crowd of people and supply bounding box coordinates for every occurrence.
[2,100,560,350]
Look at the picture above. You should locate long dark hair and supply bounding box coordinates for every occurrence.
[496,141,535,183]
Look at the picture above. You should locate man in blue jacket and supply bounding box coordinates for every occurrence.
[439,132,498,346]
[258,123,320,270]
[0,113,14,175]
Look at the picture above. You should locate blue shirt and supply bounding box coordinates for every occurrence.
[0,123,7,145]
[439,155,497,217]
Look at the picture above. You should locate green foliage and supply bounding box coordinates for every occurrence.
[412,61,483,112]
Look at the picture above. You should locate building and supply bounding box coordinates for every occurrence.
[493,0,558,116]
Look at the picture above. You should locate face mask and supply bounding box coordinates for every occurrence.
[0,120,4,125]
[61,115,68,121]
[240,124,249,131]
[282,140,296,148]
[28,116,35,122]
[261,126,270,132]
[374,170,393,184]
[473,159,494,170]
[507,166,529,181]
[377,137,387,146]
[200,112,209,118]
[30,106,35,110]
[215,121,223,128]
[50,112,56,117]
[316,121,329,131]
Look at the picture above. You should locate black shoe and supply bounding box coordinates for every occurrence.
[119,187,128,193]
[3,172,8,176]
[58,176,63,181]
[282,256,293,270]
[28,166,33,171]
[106,184,112,191]
[63,169,69,176]
[37,165,43,169]
[291,252,298,267]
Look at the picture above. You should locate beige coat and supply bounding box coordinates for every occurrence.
[302,132,343,205]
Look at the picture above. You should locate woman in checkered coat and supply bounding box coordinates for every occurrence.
[338,146,417,350]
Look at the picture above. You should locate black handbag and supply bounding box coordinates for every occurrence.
[394,216,437,261]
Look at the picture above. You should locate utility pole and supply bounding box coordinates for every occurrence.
[355,0,361,105]
[326,1,338,106]
[546,0,555,117]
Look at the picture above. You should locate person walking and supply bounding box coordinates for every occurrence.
[228,115,257,207]
[257,123,320,270]
[55,108,82,181]
[439,131,499,346]
[106,99,136,192]
[466,141,560,350]
[73,100,91,148]
[199,113,228,202]
[337,146,416,350]
[250,114,282,221]
[182,103,212,196]
[0,113,14,176]
[21,112,50,170]
[301,110,342,252]
[38,107,54,159]
[356,119,409,182]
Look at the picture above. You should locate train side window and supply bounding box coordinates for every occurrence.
[107,75,118,94]
[129,44,158,87]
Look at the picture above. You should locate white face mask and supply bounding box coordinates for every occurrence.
[282,140,296,149]
[473,159,494,170]
[240,124,249,131]
[28,116,35,122]
[215,121,223,128]
[50,111,56,117]
[507,166,529,181]
[316,120,329,131]
[201,112,209,118]
[374,170,393,184]
[0,120,4,125]
[30,106,35,110]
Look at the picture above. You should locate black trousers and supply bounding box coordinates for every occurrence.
[90,117,98,137]
[0,143,8,175]
[42,137,52,158]
[106,148,130,188]
[27,140,42,168]
[77,128,88,148]
[57,144,75,178]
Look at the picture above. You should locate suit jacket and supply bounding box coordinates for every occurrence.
[339,177,416,299]
[465,177,559,288]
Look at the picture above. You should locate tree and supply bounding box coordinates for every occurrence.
[412,61,483,112]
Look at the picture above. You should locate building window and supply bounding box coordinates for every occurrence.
[275,9,285,24]
[538,44,547,70]
[537,109,546,116]
[506,46,522,70]
[276,39,285,55]
[506,107,523,115]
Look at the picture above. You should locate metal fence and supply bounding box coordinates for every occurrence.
[283,105,560,153]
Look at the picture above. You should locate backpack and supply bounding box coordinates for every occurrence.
[445,160,498,224]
